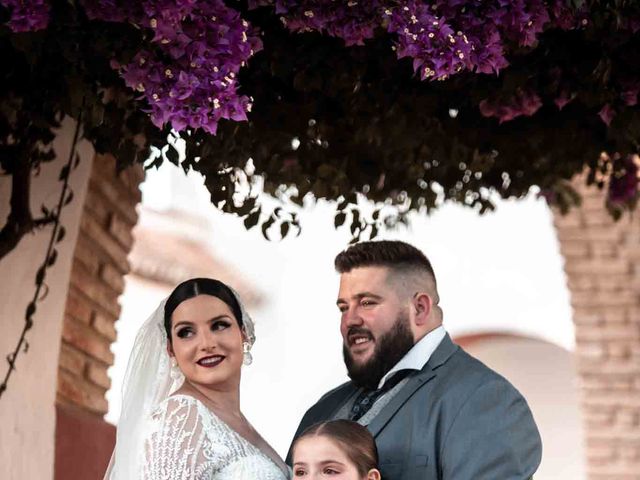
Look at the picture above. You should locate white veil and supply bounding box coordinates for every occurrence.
[104,288,255,479]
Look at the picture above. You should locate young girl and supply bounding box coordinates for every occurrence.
[291,420,382,480]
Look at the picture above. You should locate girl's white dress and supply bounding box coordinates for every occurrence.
[143,394,289,480]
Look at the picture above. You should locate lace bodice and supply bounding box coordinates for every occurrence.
[143,395,289,480]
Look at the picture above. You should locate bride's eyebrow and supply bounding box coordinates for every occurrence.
[173,315,231,329]
[173,321,194,329]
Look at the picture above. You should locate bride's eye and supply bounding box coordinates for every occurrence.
[176,327,193,338]
[324,467,340,475]
[293,469,306,476]
[211,320,231,331]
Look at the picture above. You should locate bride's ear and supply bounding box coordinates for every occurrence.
[366,468,381,480]
[166,342,174,357]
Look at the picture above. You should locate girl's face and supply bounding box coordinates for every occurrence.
[168,294,244,389]
[292,436,380,480]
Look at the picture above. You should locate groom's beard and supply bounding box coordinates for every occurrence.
[343,312,414,391]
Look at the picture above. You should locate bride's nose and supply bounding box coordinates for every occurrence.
[198,330,218,351]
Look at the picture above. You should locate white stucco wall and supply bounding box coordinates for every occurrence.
[0,120,94,480]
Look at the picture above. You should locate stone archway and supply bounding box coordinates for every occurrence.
[53,171,639,480]
[553,180,640,479]
[4,136,635,480]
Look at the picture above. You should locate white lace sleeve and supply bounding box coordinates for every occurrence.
[143,396,212,480]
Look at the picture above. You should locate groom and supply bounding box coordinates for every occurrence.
[288,240,542,479]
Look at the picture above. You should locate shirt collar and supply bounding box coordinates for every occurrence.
[377,325,447,390]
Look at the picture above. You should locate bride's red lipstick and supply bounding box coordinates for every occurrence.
[196,355,225,368]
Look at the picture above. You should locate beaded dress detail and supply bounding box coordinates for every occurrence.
[143,395,289,480]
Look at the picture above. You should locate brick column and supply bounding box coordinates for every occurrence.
[54,154,143,480]
[57,154,143,415]
[553,180,640,479]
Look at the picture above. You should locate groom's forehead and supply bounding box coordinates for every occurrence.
[337,266,394,294]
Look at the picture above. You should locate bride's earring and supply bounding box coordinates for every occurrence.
[170,358,182,380]
[242,342,253,366]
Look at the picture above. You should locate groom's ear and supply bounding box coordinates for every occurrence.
[412,292,433,326]
[367,469,381,480]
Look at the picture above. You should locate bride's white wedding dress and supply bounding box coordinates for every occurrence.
[143,395,289,480]
[105,293,287,480]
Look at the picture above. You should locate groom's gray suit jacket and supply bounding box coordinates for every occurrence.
[288,334,542,479]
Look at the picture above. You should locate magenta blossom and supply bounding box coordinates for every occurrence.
[598,104,615,126]
[608,155,639,204]
[1,0,49,32]
[479,88,543,123]
[94,0,262,134]
[250,0,383,46]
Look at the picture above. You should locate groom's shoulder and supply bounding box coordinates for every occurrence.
[316,380,354,405]
[302,380,354,418]
[442,343,524,397]
[296,380,353,431]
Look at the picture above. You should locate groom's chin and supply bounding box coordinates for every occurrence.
[343,344,370,370]
[343,348,379,389]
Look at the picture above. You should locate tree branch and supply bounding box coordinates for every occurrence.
[0,159,35,261]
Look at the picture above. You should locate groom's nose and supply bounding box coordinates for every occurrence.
[342,304,364,329]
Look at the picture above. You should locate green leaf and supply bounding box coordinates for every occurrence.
[58,165,70,181]
[280,221,290,238]
[25,301,36,319]
[48,249,58,266]
[317,164,334,179]
[35,265,46,285]
[165,145,180,165]
[244,209,261,229]
[56,226,66,243]
[261,217,275,240]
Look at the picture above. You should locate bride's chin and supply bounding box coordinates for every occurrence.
[189,365,243,387]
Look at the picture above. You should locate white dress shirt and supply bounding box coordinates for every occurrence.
[378,325,447,390]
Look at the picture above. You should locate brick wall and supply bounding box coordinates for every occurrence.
[553,180,640,479]
[56,154,143,415]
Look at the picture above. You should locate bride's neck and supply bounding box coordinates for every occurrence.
[182,379,242,415]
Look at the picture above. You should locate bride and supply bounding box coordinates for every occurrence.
[105,277,290,479]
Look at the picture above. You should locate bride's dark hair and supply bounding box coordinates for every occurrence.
[164,277,243,342]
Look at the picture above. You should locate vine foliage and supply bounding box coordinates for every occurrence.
[0,108,82,399]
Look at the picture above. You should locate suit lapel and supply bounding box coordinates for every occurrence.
[367,333,459,438]
[323,382,358,421]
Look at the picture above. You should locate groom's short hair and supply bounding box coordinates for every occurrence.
[335,240,440,306]
[335,240,436,280]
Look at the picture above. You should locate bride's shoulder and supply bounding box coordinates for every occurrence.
[150,394,204,420]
